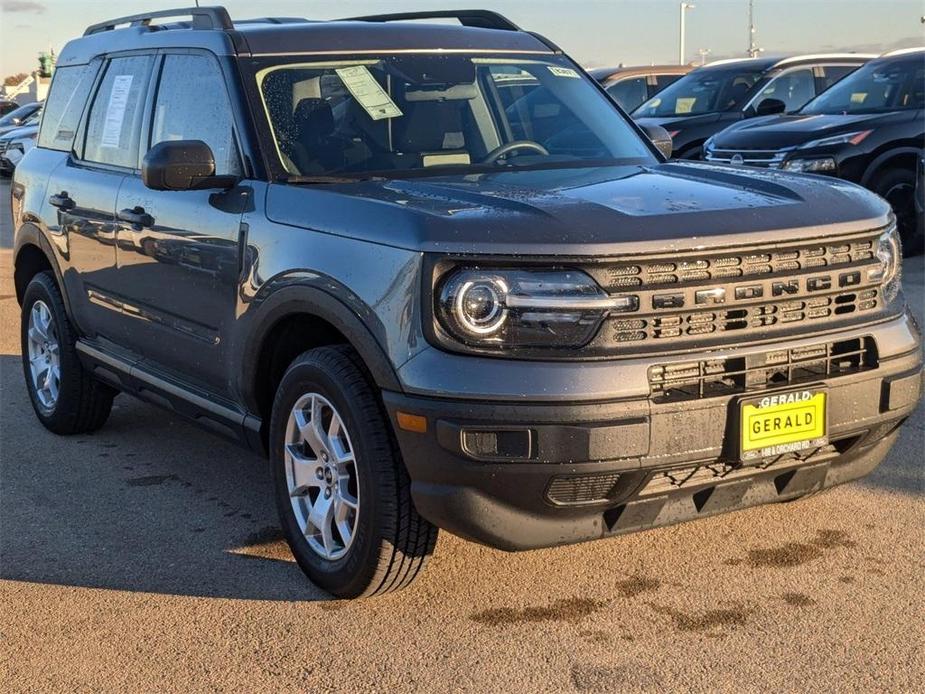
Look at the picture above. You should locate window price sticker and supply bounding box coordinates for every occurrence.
[335,66,403,121]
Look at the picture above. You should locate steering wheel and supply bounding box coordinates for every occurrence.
[481,140,550,165]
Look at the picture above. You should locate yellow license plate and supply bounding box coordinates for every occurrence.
[740,390,827,460]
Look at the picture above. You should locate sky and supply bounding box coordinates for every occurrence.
[1,0,922,77]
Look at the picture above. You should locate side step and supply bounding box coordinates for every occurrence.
[76,340,263,452]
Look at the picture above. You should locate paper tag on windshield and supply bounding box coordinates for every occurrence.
[548,66,580,79]
[100,74,133,148]
[335,66,403,121]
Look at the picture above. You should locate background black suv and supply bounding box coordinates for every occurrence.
[704,49,925,255]
[633,54,873,159]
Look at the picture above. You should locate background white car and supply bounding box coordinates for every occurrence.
[0,121,39,175]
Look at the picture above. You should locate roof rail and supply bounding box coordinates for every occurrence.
[879,46,925,58]
[341,9,521,32]
[84,6,233,36]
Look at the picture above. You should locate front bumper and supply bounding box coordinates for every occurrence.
[385,312,922,550]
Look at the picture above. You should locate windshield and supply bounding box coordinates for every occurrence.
[0,103,37,127]
[800,57,924,115]
[254,54,655,179]
[633,67,765,117]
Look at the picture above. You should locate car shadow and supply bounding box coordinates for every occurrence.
[0,355,330,602]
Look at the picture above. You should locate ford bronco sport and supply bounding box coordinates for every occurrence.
[11,7,923,598]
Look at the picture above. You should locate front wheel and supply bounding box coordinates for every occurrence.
[270,346,437,598]
[872,167,922,256]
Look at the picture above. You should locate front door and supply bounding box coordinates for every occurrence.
[112,52,247,395]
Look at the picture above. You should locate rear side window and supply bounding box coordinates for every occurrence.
[150,54,241,175]
[38,64,98,152]
[83,55,153,168]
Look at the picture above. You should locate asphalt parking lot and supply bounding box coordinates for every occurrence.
[1,177,923,692]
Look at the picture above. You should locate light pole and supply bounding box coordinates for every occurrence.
[679,3,696,65]
[747,0,760,58]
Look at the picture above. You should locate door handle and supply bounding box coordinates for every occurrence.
[117,206,154,228]
[49,191,75,210]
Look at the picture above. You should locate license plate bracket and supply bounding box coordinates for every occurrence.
[739,388,828,462]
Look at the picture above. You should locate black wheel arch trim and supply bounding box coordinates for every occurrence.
[861,146,922,187]
[239,284,403,414]
[12,223,76,322]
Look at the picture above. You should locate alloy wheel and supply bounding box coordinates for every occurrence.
[26,300,61,409]
[284,392,360,560]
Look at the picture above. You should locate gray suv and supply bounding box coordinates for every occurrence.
[11,7,923,598]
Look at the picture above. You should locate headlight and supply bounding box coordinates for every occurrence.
[799,130,872,149]
[869,225,902,302]
[436,267,636,350]
[781,157,837,173]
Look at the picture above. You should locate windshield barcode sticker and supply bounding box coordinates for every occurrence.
[548,66,580,79]
[335,66,403,121]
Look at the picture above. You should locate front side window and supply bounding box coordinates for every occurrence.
[818,65,858,91]
[254,54,655,179]
[151,54,241,176]
[83,55,153,168]
[38,64,97,152]
[751,68,816,112]
[633,67,765,117]
[802,58,924,115]
[606,76,648,112]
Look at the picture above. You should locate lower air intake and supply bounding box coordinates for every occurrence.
[546,472,622,506]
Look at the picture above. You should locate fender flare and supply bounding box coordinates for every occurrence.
[12,223,73,314]
[239,284,403,413]
[861,146,921,188]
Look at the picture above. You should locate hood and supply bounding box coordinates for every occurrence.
[711,110,915,150]
[0,123,39,141]
[633,113,723,132]
[266,162,890,256]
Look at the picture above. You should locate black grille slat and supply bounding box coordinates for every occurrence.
[546,473,622,505]
[648,337,877,402]
[599,238,877,290]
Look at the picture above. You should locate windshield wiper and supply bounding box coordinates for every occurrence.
[281,174,382,185]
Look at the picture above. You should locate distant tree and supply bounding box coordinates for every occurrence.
[3,72,29,87]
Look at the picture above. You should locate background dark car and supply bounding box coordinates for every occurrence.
[704,49,925,254]
[0,99,21,116]
[588,64,691,112]
[0,101,42,137]
[632,54,873,159]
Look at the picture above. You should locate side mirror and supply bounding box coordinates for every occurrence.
[754,98,786,117]
[641,124,673,159]
[142,140,237,191]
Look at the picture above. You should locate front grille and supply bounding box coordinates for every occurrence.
[704,148,790,168]
[610,288,879,344]
[576,231,890,354]
[595,238,877,289]
[648,336,877,402]
[546,472,622,505]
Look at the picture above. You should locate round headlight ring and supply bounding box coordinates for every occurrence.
[454,278,508,335]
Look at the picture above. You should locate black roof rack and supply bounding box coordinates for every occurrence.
[341,10,522,32]
[84,6,233,36]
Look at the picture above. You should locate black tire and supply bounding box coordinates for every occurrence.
[270,345,437,598]
[872,167,922,256]
[20,271,115,434]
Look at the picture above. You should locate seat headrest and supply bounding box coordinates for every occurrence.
[293,98,334,138]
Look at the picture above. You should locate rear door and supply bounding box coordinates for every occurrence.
[44,54,153,343]
[113,50,246,394]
